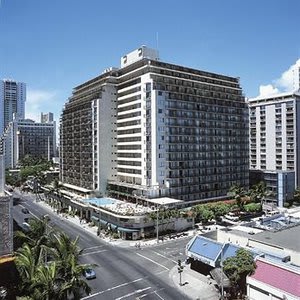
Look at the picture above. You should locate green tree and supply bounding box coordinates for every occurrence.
[249,181,270,206]
[15,224,92,299]
[223,248,256,296]
[294,187,300,204]
[210,203,230,221]
[228,185,246,210]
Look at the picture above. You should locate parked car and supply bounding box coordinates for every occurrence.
[22,222,31,232]
[84,268,96,280]
[21,207,29,214]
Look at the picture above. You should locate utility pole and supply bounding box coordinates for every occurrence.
[156,204,159,243]
[177,259,184,286]
[220,244,224,300]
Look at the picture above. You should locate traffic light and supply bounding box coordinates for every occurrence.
[177,259,184,286]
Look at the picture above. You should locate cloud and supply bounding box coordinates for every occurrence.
[258,59,300,97]
[259,84,279,97]
[26,89,59,121]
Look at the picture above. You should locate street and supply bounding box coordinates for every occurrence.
[13,191,192,300]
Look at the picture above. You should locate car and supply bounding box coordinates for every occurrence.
[21,208,29,214]
[43,214,51,221]
[22,222,31,232]
[84,268,96,280]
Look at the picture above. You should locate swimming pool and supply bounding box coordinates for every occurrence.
[84,197,115,206]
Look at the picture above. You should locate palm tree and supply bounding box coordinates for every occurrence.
[15,230,93,299]
[15,244,38,295]
[29,262,64,300]
[47,232,93,299]
[249,181,270,206]
[228,185,246,210]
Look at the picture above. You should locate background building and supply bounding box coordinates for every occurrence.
[0,116,56,168]
[249,91,300,206]
[0,79,26,137]
[60,46,249,203]
[41,112,54,123]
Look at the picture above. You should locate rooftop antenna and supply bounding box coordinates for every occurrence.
[156,32,159,60]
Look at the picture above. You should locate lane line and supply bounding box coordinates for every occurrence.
[80,249,108,257]
[81,277,144,299]
[136,253,170,271]
[150,250,177,264]
[83,245,105,251]
[114,287,151,300]
[137,288,165,299]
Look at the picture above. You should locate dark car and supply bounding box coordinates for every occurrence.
[84,268,96,280]
[21,207,29,214]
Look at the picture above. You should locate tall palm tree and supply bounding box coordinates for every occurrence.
[249,181,271,206]
[29,262,64,300]
[228,185,246,210]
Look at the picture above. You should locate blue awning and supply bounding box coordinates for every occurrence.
[91,216,99,222]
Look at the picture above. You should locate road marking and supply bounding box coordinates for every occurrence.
[154,290,165,300]
[80,249,108,257]
[150,250,177,264]
[83,245,105,251]
[137,288,165,299]
[136,253,170,271]
[81,278,144,299]
[115,287,151,300]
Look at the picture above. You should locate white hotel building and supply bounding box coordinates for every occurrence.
[249,91,300,206]
[60,46,249,203]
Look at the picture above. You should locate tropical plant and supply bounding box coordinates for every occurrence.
[248,181,270,205]
[15,225,92,299]
[294,187,300,204]
[228,185,246,210]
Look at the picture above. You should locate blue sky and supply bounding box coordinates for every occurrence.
[0,0,300,122]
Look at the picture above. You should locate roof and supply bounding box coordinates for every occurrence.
[145,197,183,206]
[251,224,300,252]
[187,236,223,266]
[250,258,300,298]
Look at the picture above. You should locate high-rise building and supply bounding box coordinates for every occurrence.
[0,116,56,168]
[61,46,249,203]
[41,112,54,123]
[248,91,300,206]
[0,79,26,137]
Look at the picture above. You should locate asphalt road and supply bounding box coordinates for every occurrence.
[12,191,192,300]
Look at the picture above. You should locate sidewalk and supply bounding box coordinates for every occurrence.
[169,265,220,300]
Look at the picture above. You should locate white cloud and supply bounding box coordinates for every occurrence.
[26,89,58,121]
[258,59,300,97]
[259,84,279,97]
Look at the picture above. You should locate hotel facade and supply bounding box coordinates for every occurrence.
[248,91,300,206]
[60,46,249,203]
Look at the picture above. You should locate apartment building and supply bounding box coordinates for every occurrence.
[0,79,26,137]
[0,116,56,168]
[249,91,300,205]
[61,46,249,203]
